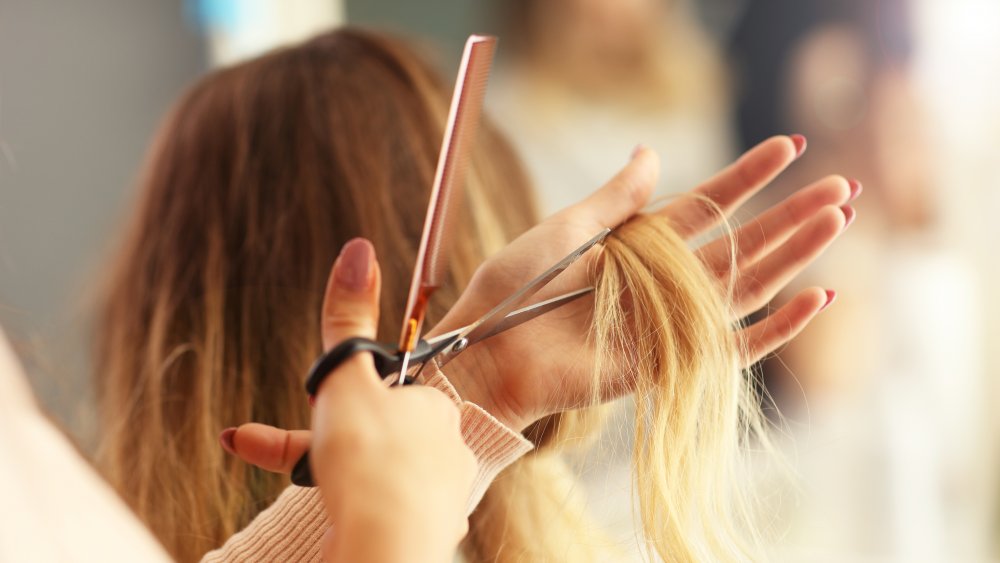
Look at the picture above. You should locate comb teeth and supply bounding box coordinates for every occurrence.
[422,35,496,288]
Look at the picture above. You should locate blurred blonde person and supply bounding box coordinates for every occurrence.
[731,0,988,558]
[488,0,736,214]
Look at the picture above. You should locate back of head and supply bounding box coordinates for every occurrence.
[94,27,537,561]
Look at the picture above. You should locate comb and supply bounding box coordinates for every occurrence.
[395,35,497,378]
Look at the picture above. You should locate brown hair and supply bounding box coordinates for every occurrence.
[94,28,537,562]
[96,26,768,563]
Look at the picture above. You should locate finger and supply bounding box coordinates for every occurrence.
[731,206,847,318]
[554,147,659,228]
[225,423,312,475]
[318,238,384,394]
[699,175,852,276]
[321,238,382,349]
[661,135,802,238]
[740,287,833,366]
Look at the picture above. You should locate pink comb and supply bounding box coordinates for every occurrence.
[396,35,497,380]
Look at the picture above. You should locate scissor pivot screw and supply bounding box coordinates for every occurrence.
[452,338,469,353]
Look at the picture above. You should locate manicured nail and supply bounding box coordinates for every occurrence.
[219,427,237,455]
[790,134,807,158]
[841,205,856,229]
[820,289,837,312]
[848,178,863,200]
[630,144,647,160]
[334,238,374,291]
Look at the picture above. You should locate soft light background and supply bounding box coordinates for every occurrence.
[0,0,997,559]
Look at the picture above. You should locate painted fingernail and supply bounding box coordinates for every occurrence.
[841,205,856,229]
[790,134,807,158]
[219,427,237,455]
[820,289,837,312]
[630,144,647,160]
[848,178,863,200]
[334,238,374,292]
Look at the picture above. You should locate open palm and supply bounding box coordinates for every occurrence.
[435,136,856,430]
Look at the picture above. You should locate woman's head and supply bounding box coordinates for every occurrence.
[95,28,537,561]
[97,26,767,563]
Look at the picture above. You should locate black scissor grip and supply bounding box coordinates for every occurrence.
[305,335,460,396]
[304,337,398,396]
[291,451,316,487]
[293,336,453,487]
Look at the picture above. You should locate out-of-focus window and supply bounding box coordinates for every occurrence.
[187,0,344,67]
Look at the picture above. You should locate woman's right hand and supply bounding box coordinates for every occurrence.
[307,238,476,563]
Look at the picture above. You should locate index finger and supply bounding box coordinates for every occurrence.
[229,423,311,475]
[660,135,803,238]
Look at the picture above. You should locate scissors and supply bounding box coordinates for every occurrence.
[290,228,609,486]
[290,34,611,487]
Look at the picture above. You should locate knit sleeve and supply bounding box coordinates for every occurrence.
[201,365,534,562]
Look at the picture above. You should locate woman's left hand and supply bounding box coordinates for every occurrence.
[434,136,856,431]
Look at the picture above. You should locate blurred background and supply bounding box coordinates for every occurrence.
[1,0,997,559]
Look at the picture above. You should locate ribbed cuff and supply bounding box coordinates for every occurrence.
[204,364,534,561]
[201,486,326,563]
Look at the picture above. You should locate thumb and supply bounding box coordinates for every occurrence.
[557,146,659,228]
[321,238,382,350]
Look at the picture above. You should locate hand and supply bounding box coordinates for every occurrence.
[305,239,476,563]
[435,136,857,431]
[222,136,857,462]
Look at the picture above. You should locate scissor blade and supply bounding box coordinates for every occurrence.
[426,287,595,347]
[458,228,610,346]
[425,287,594,370]
[475,286,594,342]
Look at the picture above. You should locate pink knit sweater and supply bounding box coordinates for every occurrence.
[202,365,533,562]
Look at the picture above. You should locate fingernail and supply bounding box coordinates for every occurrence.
[820,289,837,312]
[841,205,856,229]
[790,134,807,158]
[219,427,237,455]
[334,238,374,291]
[630,144,647,161]
[848,178,863,200]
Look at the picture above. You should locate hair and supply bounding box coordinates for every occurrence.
[94,28,537,562]
[464,211,766,562]
[95,26,768,563]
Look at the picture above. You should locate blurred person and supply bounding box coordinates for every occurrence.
[93,27,855,562]
[731,0,988,559]
[487,0,736,214]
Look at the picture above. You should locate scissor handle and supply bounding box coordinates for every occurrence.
[291,451,317,487]
[305,338,397,395]
[293,334,462,487]
[304,334,463,395]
